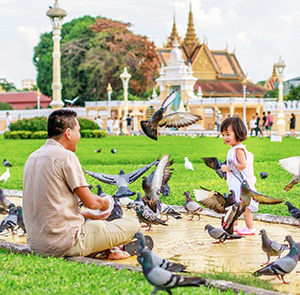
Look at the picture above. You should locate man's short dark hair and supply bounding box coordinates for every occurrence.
[220,116,247,142]
[47,109,77,138]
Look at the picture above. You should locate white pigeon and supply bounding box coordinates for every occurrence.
[65,96,79,105]
[184,157,194,171]
[0,168,10,182]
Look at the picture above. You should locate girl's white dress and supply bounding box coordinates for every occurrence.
[226,143,258,212]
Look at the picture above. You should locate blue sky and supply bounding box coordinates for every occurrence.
[0,0,299,88]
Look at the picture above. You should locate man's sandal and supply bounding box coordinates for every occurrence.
[123,235,154,256]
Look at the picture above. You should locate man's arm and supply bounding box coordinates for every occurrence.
[75,186,109,211]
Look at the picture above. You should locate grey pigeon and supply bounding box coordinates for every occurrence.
[142,155,174,213]
[202,157,226,179]
[138,247,206,294]
[127,192,144,210]
[254,235,300,284]
[140,88,202,141]
[221,202,245,235]
[259,229,289,265]
[0,188,15,212]
[84,159,157,198]
[96,185,123,221]
[133,203,168,231]
[111,148,117,154]
[148,161,171,197]
[160,202,182,221]
[204,224,242,244]
[134,232,186,273]
[16,206,26,235]
[0,206,17,233]
[284,201,300,227]
[3,159,12,167]
[279,156,300,191]
[260,172,268,179]
[183,191,202,221]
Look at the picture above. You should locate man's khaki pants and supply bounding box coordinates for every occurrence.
[66,217,141,257]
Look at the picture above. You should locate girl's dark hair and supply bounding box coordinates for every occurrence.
[220,116,247,142]
[47,109,77,138]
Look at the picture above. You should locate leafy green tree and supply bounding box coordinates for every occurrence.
[34,16,160,106]
[264,88,278,99]
[0,80,18,92]
[287,84,300,100]
[0,102,13,110]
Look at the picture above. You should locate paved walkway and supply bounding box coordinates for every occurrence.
[2,197,300,294]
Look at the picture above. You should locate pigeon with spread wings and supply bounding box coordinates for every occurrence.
[279,156,300,191]
[64,96,79,105]
[140,88,202,140]
[84,159,157,198]
[202,157,226,179]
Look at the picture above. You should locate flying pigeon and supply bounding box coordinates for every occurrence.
[64,96,79,105]
[0,206,17,233]
[0,188,15,212]
[221,202,245,235]
[138,247,206,294]
[260,172,268,179]
[0,168,10,183]
[202,157,226,179]
[279,156,300,191]
[133,203,168,231]
[254,235,300,284]
[140,88,202,140]
[84,159,157,198]
[284,201,300,227]
[183,191,203,221]
[259,229,289,265]
[184,157,194,171]
[16,206,26,235]
[204,224,242,244]
[94,148,102,153]
[134,232,187,272]
[3,159,12,167]
[96,185,123,221]
[142,155,174,213]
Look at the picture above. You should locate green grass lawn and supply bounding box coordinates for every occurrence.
[1,134,293,293]
[1,134,299,215]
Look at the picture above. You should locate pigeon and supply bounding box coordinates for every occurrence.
[204,224,242,243]
[147,161,171,197]
[0,168,10,183]
[138,247,206,294]
[0,206,17,233]
[64,96,79,105]
[254,235,300,284]
[84,159,157,198]
[96,185,123,221]
[279,156,300,191]
[133,203,168,231]
[284,201,300,227]
[94,148,102,153]
[221,202,245,235]
[202,157,226,179]
[134,232,187,272]
[0,188,15,211]
[16,206,26,235]
[3,159,12,167]
[118,196,134,207]
[160,202,182,221]
[142,155,174,213]
[111,149,117,154]
[240,180,283,206]
[127,192,144,210]
[183,191,203,221]
[140,88,202,141]
[259,229,289,265]
[260,172,268,179]
[194,187,236,214]
[184,157,194,171]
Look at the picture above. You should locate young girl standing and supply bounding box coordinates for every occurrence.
[220,116,258,235]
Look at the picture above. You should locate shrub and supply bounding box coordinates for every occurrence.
[80,129,93,138]
[0,102,13,110]
[91,130,107,138]
[4,131,32,139]
[31,131,48,139]
[77,118,98,130]
[9,117,47,132]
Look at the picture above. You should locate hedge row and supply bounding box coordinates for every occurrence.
[4,130,107,139]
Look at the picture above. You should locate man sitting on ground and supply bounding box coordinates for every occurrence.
[23,109,143,258]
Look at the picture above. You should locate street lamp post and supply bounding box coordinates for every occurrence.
[120,67,131,135]
[274,56,286,136]
[107,83,112,118]
[46,0,67,109]
[37,88,41,115]
[242,76,247,129]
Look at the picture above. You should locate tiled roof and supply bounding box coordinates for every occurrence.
[0,91,51,109]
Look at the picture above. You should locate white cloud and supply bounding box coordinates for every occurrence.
[17,26,40,44]
[236,31,251,45]
[281,11,300,23]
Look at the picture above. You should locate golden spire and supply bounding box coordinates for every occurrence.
[184,2,199,47]
[271,64,278,78]
[167,11,180,47]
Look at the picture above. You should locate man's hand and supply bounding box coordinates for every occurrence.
[81,210,111,220]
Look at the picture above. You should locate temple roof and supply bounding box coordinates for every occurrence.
[195,80,268,97]
[166,14,181,47]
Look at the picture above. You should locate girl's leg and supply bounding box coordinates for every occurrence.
[243,207,253,229]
